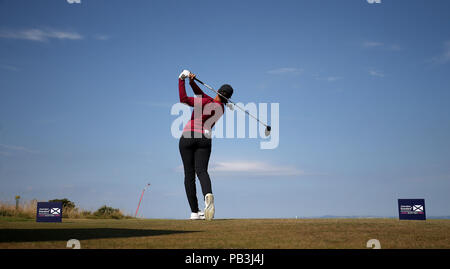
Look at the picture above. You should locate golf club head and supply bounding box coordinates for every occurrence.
[226,103,234,111]
[265,126,271,137]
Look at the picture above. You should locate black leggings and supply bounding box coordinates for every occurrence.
[179,131,213,213]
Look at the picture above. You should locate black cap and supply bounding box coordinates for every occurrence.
[218,84,233,103]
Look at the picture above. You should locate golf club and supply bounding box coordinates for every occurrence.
[193,77,272,136]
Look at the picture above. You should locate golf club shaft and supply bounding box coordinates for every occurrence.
[194,77,269,128]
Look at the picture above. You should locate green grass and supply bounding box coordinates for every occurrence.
[1,218,449,249]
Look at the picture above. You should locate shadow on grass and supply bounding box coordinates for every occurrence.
[0,228,199,243]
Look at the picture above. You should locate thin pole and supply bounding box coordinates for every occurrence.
[135,184,150,218]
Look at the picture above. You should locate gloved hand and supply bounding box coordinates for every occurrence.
[179,69,191,80]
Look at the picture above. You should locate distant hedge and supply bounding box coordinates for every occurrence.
[93,205,127,219]
[0,199,131,220]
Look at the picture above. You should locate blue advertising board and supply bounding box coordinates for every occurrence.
[36,202,63,222]
[398,199,426,220]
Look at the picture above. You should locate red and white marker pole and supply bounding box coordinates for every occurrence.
[135,183,150,218]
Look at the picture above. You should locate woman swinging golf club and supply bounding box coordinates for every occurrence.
[178,69,233,220]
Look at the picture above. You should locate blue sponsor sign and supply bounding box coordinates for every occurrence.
[36,202,63,222]
[398,199,426,220]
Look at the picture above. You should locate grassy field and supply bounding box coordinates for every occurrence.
[0,217,449,249]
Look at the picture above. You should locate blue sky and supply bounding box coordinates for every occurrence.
[1,0,450,218]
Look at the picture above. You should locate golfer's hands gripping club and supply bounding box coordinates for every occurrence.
[188,72,196,81]
[179,69,191,80]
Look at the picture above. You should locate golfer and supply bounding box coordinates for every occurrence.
[178,69,233,220]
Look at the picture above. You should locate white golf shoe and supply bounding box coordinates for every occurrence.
[204,193,215,221]
[190,211,205,220]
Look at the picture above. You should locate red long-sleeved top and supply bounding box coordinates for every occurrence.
[179,78,224,135]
